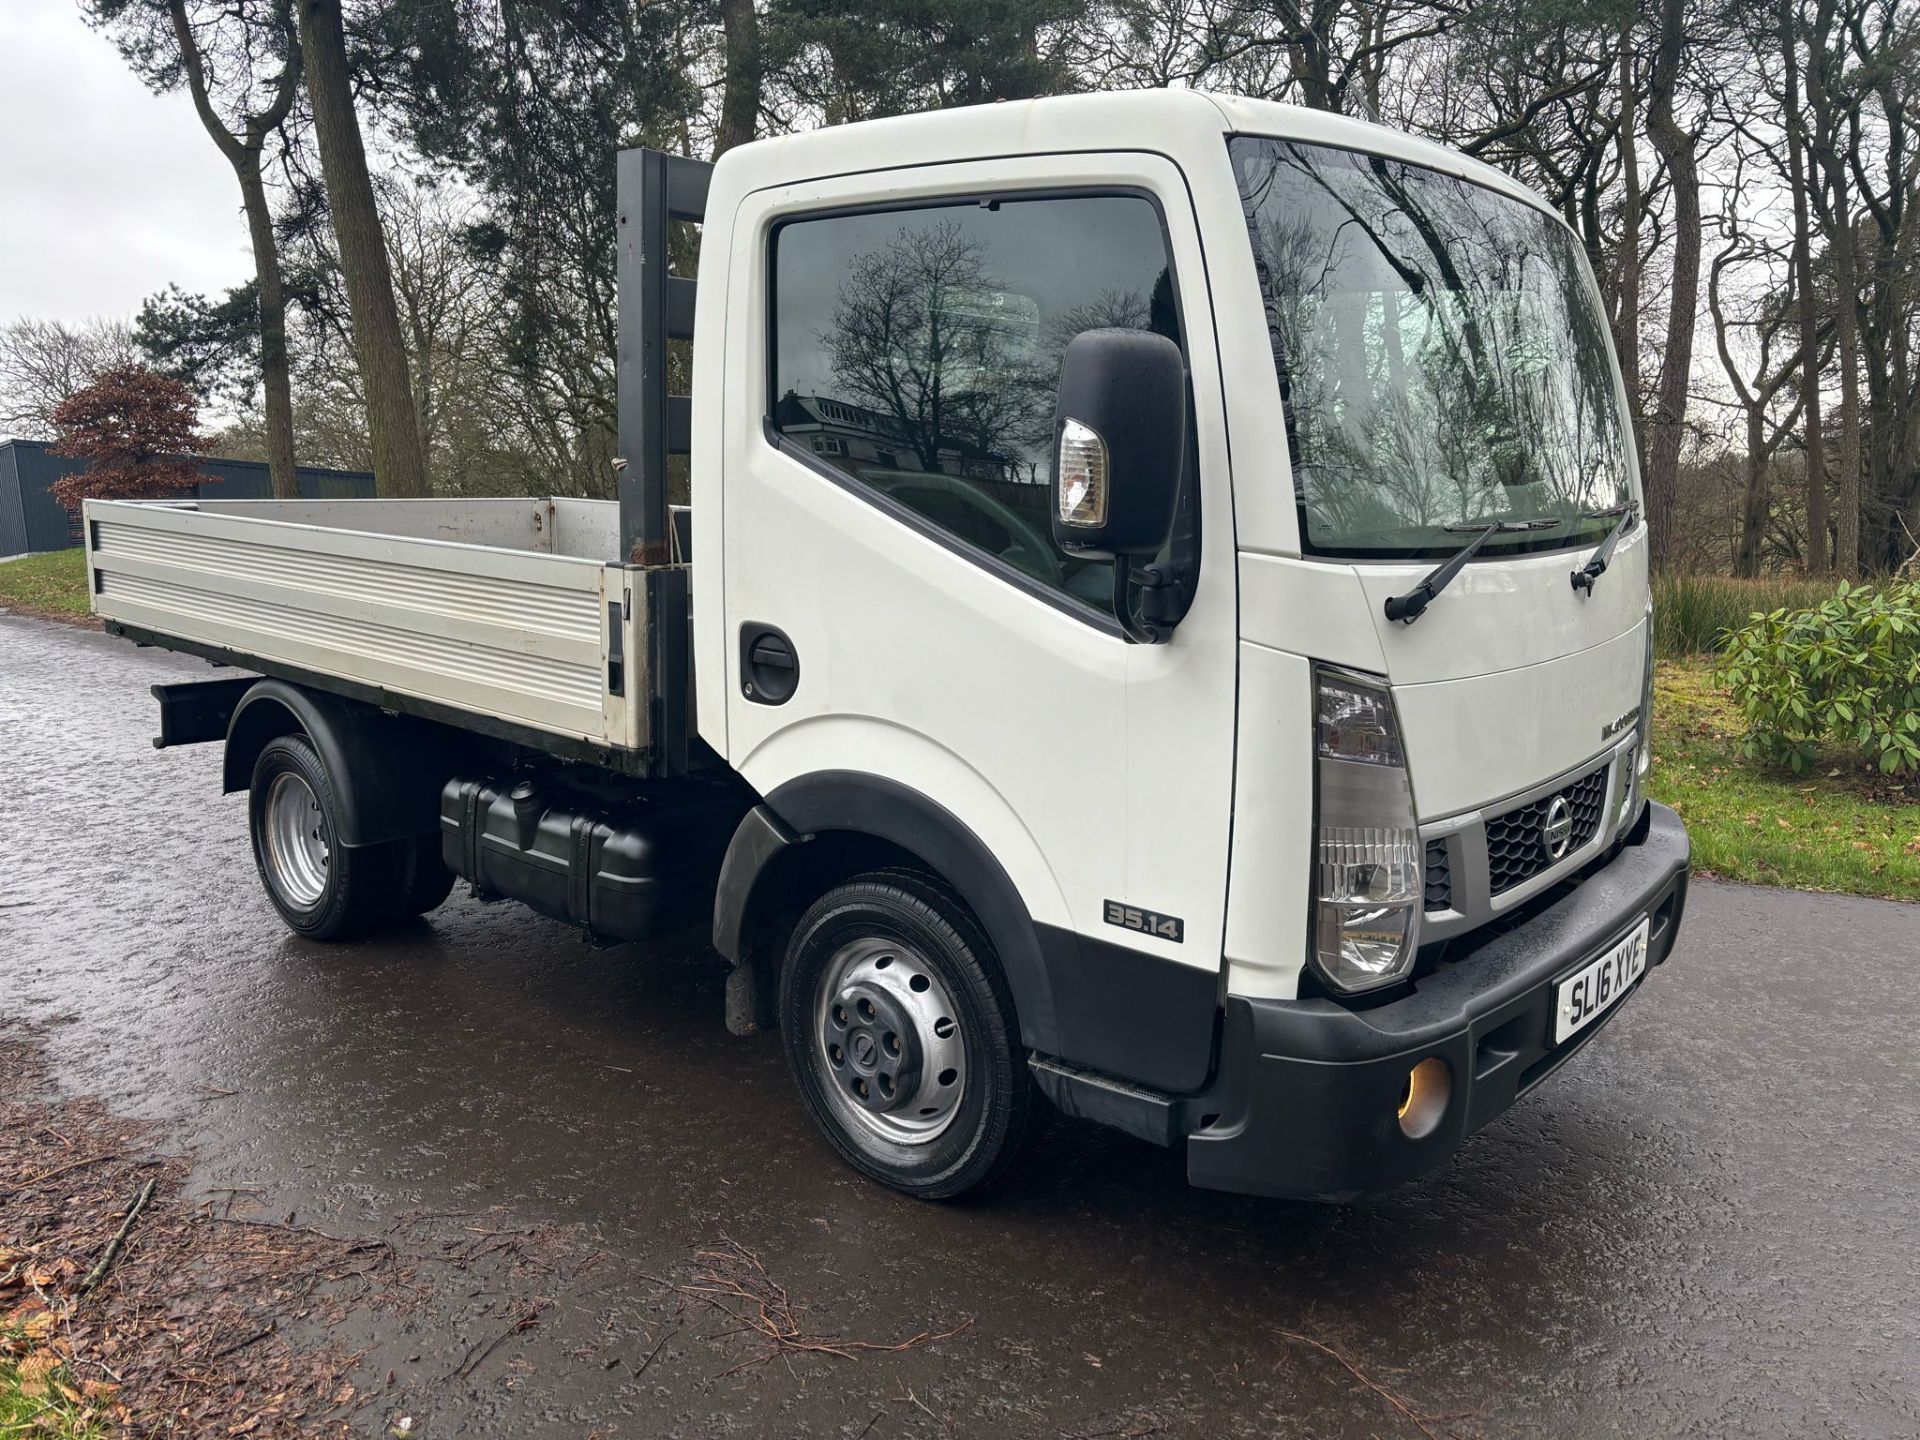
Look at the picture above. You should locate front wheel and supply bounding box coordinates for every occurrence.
[780,871,1033,1199]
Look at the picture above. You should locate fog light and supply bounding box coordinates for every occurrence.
[1396,1056,1451,1139]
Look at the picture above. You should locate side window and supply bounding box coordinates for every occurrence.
[770,194,1181,615]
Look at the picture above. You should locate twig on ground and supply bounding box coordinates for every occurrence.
[644,1237,972,1375]
[4,1150,124,1196]
[633,1323,675,1376]
[896,1385,940,1423]
[449,1303,548,1380]
[1057,1421,1165,1440]
[81,1176,156,1292]
[1276,1329,1442,1440]
[199,1215,394,1252]
[209,1322,278,1360]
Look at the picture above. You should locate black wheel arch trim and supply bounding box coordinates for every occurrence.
[713,803,802,960]
[718,770,1219,1093]
[224,679,467,847]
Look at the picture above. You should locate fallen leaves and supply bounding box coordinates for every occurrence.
[1,1034,365,1439]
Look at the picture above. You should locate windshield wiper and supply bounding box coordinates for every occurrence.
[1383,517,1567,624]
[1570,503,1639,596]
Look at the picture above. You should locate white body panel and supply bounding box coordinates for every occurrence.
[704,148,1241,977]
[1236,529,1650,822]
[85,497,640,749]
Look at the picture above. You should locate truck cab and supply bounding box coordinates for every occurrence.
[695,91,1688,1197]
[89,89,1689,1203]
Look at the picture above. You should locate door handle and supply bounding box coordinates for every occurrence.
[740,624,799,704]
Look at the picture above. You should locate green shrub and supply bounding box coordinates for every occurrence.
[1715,579,1920,775]
[1652,572,1841,657]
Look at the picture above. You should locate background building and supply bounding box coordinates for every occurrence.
[0,438,376,556]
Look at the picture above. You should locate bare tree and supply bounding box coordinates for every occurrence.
[1611,23,1646,466]
[0,318,138,440]
[1801,0,1864,575]
[85,0,303,496]
[716,0,763,155]
[1707,204,1806,575]
[295,0,429,496]
[1642,0,1704,569]
[169,0,301,499]
[1779,0,1829,573]
[824,220,1040,474]
[1832,0,1919,574]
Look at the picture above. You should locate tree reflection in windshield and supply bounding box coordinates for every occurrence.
[1232,138,1631,559]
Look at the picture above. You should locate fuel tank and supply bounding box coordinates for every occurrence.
[440,771,751,941]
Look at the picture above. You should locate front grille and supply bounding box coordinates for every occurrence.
[1424,839,1452,911]
[1484,762,1609,895]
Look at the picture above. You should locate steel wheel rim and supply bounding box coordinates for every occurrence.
[813,936,968,1147]
[263,771,329,909]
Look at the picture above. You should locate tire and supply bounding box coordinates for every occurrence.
[779,870,1033,1200]
[388,832,456,917]
[247,734,400,941]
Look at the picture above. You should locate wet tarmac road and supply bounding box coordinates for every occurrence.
[2,612,1917,1439]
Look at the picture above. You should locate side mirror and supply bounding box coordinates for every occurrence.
[1050,328,1187,560]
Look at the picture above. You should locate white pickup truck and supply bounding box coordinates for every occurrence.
[87,90,1690,1201]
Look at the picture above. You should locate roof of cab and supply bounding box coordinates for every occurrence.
[710,89,1557,223]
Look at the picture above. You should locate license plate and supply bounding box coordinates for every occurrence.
[1553,917,1650,1045]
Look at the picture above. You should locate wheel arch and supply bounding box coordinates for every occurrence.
[713,772,1064,1059]
[223,679,463,847]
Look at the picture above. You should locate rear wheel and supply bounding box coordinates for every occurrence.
[248,735,399,941]
[780,871,1032,1199]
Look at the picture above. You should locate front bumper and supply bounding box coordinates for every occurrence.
[1187,802,1691,1201]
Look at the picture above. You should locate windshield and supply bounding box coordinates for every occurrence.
[1229,136,1633,560]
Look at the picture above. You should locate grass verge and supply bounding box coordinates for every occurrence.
[1651,571,1841,658]
[0,1331,112,1439]
[1649,658,1920,900]
[0,550,91,623]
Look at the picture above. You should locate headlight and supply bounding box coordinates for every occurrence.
[1313,667,1421,993]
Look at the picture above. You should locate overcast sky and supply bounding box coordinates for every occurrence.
[0,0,252,326]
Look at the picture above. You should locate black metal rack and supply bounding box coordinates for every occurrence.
[614,146,713,778]
[615,147,712,566]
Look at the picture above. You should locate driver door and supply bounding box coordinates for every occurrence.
[715,152,1239,1090]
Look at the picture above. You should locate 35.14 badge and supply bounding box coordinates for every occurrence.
[1104,900,1184,943]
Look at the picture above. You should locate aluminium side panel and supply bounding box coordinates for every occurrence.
[186,497,558,551]
[85,499,629,747]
